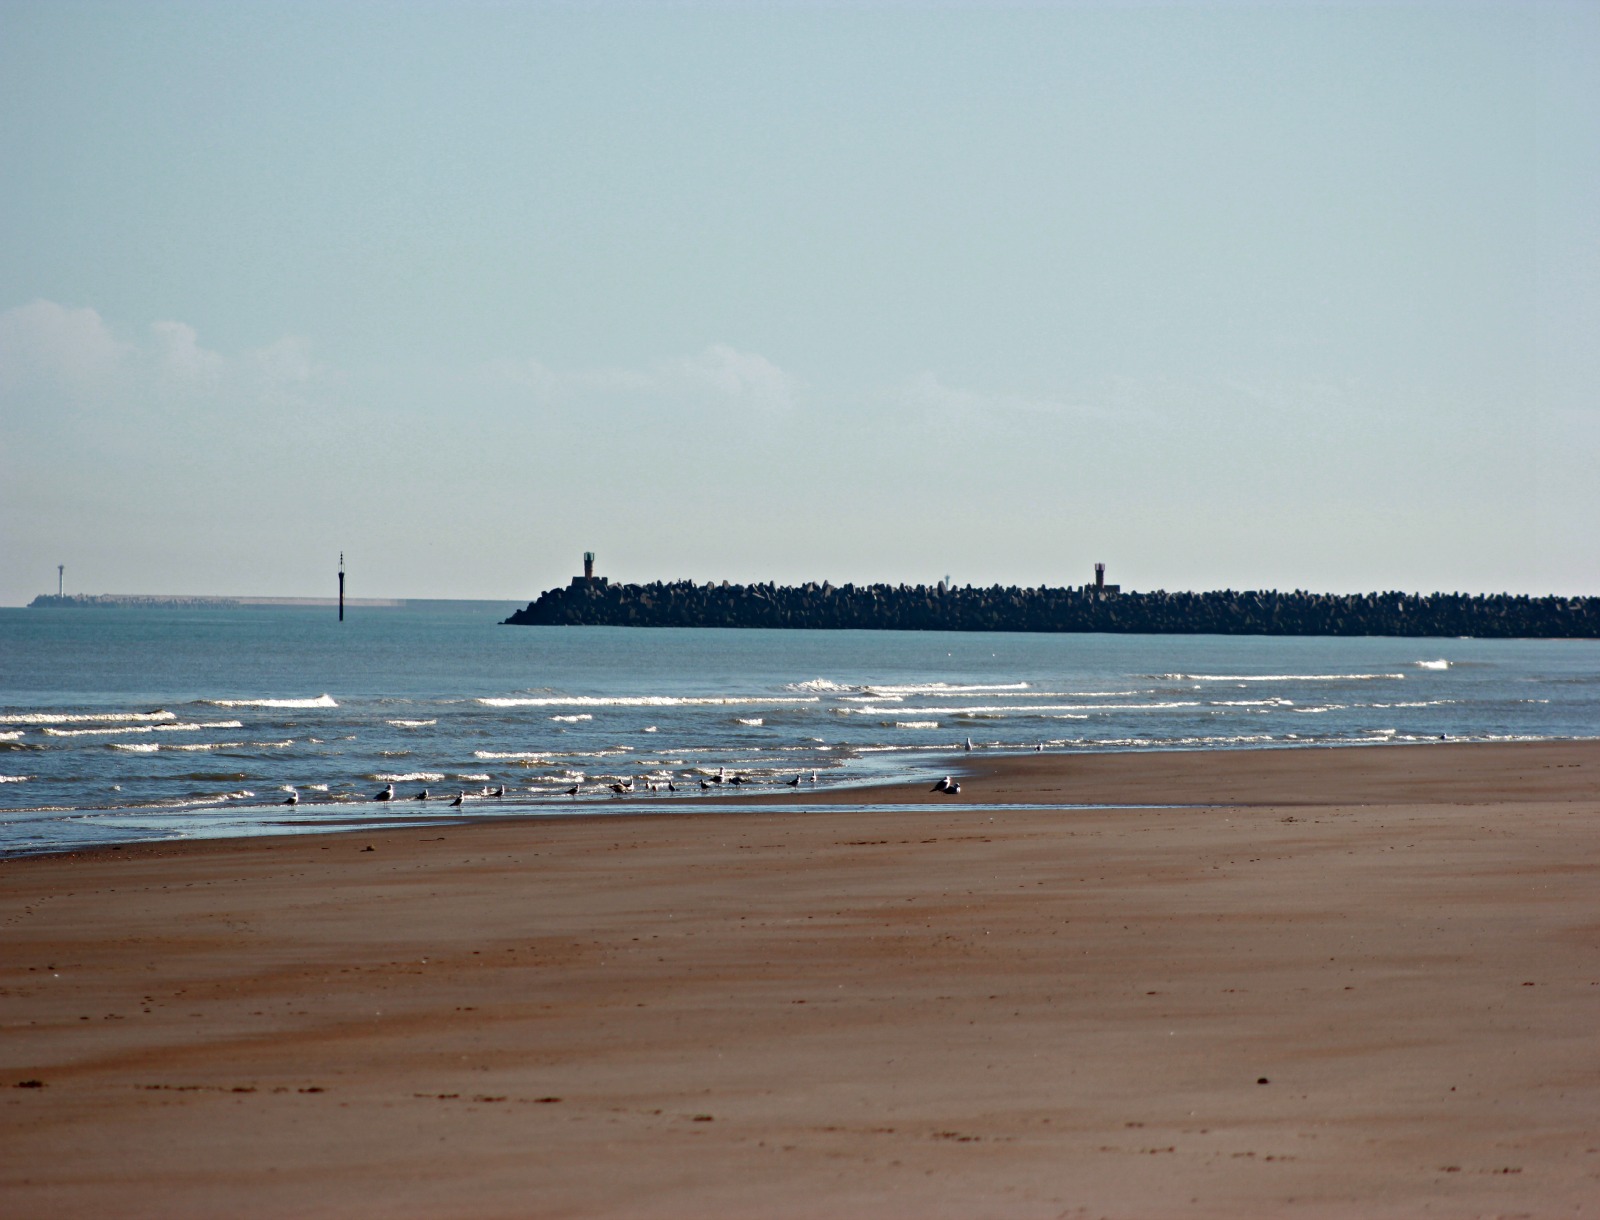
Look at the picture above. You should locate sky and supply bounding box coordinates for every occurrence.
[2,0,1597,604]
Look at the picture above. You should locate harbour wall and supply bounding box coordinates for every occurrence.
[503,581,1600,638]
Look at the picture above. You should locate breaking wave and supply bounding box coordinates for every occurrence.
[1155,673,1406,683]
[204,694,339,709]
[43,720,243,737]
[0,709,176,725]
[480,695,820,708]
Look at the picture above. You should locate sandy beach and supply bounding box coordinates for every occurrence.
[3,740,1598,1218]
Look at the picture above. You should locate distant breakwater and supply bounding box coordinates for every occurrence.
[504,581,1600,638]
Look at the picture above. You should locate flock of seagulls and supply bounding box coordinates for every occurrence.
[281,765,986,807]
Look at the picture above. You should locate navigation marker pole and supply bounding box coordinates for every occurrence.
[338,553,345,622]
[58,565,64,598]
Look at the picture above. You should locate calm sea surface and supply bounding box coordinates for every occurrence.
[2,601,1597,855]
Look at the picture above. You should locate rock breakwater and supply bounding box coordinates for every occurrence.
[504,581,1600,638]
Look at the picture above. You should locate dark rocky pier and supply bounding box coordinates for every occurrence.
[504,573,1600,638]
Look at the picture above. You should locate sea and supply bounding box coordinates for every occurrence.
[2,600,1597,856]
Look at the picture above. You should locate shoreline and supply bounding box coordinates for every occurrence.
[8,736,1597,862]
[4,739,1598,1216]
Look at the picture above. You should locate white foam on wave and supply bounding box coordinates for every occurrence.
[0,731,23,741]
[864,682,1031,696]
[0,774,31,782]
[737,717,764,726]
[550,714,593,723]
[0,709,176,725]
[474,750,550,760]
[479,695,821,708]
[1156,673,1405,683]
[168,742,246,752]
[893,721,939,729]
[43,720,243,737]
[842,700,1202,716]
[111,742,161,753]
[786,678,852,692]
[375,771,445,783]
[204,694,338,709]
[1210,698,1296,707]
[389,719,437,728]
[1415,659,1450,670]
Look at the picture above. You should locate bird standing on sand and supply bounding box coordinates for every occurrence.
[375,783,394,802]
[965,737,973,751]
[450,791,464,807]
[948,780,961,794]
[414,788,430,801]
[609,782,627,795]
[932,777,952,792]
[488,783,506,798]
[282,790,299,806]
[787,774,801,787]
[565,784,580,797]
[700,780,711,790]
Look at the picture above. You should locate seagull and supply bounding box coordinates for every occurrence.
[609,782,627,795]
[1036,743,1044,752]
[667,781,677,792]
[700,780,712,790]
[965,737,974,752]
[565,785,580,796]
[282,790,299,806]
[947,780,961,795]
[450,791,464,808]
[932,777,951,792]
[488,783,506,798]
[811,771,818,784]
[787,774,801,787]
[414,788,430,801]
[375,783,395,802]
[729,774,747,785]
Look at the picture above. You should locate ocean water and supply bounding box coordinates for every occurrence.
[2,601,1597,855]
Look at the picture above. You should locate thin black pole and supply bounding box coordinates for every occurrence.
[338,553,345,622]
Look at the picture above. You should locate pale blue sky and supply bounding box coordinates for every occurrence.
[2,1,1596,603]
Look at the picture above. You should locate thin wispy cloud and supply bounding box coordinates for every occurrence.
[482,343,797,413]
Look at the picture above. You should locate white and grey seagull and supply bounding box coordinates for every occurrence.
[374,783,395,802]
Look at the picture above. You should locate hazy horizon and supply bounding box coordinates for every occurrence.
[4,2,1597,605]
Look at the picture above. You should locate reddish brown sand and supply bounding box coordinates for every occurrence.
[3,741,1599,1218]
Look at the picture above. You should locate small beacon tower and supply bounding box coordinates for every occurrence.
[572,551,606,589]
[1091,562,1120,596]
[338,553,346,621]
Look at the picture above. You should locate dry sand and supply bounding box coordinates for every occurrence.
[3,741,1599,1218]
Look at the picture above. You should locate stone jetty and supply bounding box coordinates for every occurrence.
[504,578,1600,638]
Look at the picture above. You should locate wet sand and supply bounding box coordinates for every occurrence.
[3,741,1599,1217]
